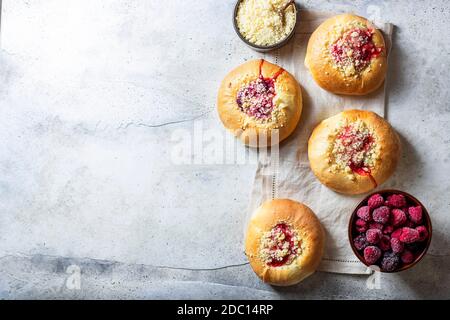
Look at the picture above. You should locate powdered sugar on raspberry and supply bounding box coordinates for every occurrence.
[399,227,420,244]
[391,209,407,227]
[386,194,407,208]
[354,234,369,251]
[381,252,400,272]
[391,237,404,253]
[408,206,423,224]
[364,246,381,265]
[372,206,390,224]
[366,228,382,244]
[368,194,384,209]
[356,206,371,222]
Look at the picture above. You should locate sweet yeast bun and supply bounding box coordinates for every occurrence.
[217,59,302,147]
[245,199,325,286]
[308,109,400,195]
[305,14,387,95]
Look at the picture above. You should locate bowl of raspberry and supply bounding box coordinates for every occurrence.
[349,190,432,272]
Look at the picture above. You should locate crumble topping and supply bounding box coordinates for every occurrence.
[236,0,296,46]
[327,120,378,179]
[237,77,276,120]
[259,223,301,267]
[330,27,383,76]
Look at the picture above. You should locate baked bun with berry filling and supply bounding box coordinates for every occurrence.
[308,110,400,195]
[305,14,387,95]
[245,199,325,286]
[217,59,302,147]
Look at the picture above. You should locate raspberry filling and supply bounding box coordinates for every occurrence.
[236,78,276,119]
[236,59,284,120]
[259,223,300,267]
[330,28,383,73]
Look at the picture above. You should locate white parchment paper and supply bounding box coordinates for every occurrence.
[247,10,394,274]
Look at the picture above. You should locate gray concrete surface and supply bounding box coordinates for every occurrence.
[0,0,449,299]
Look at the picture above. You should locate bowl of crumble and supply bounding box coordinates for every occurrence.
[233,0,298,52]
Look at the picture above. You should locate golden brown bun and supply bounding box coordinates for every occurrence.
[245,199,325,286]
[217,59,302,147]
[308,110,400,195]
[305,14,387,95]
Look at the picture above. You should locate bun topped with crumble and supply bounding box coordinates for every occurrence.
[217,59,302,147]
[305,14,387,95]
[308,110,400,195]
[245,199,325,286]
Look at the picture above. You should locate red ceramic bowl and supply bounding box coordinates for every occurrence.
[349,189,432,273]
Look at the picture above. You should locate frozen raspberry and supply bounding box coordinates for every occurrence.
[381,252,400,272]
[372,206,390,224]
[399,227,420,243]
[364,246,382,265]
[391,237,404,253]
[391,209,407,226]
[386,194,407,208]
[368,194,384,209]
[383,224,394,234]
[369,222,384,230]
[355,219,368,232]
[401,250,415,264]
[356,206,371,222]
[408,206,423,224]
[416,225,429,242]
[366,229,383,244]
[391,228,403,239]
[353,234,369,251]
[379,235,391,251]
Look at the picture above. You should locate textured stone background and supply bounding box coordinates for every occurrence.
[0,0,449,299]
